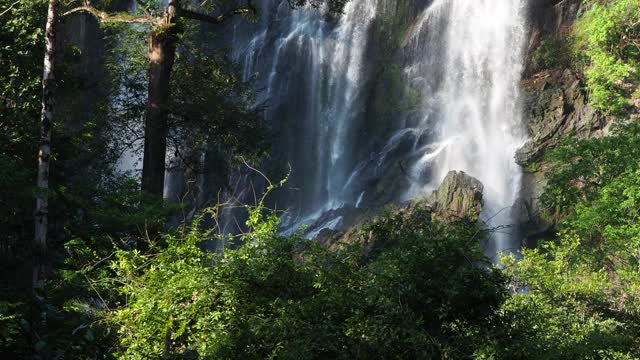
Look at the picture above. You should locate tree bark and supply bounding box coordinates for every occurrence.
[141,1,178,197]
[34,0,57,289]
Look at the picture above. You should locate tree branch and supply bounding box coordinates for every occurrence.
[0,0,20,17]
[177,5,256,25]
[134,0,153,17]
[63,6,160,24]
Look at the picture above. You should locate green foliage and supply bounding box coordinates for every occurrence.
[541,121,640,216]
[1,2,179,357]
[168,39,269,167]
[0,0,47,249]
[103,19,268,182]
[4,0,640,358]
[489,291,638,359]
[493,117,640,358]
[496,164,640,357]
[584,47,631,115]
[110,200,506,359]
[0,301,31,356]
[530,35,575,72]
[574,0,640,115]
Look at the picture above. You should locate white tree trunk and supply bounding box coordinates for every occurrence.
[34,0,56,289]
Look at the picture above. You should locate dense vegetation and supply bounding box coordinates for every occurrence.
[575,0,640,115]
[498,122,640,359]
[1,0,640,358]
[111,199,507,359]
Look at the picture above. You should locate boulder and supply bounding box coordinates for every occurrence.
[312,171,485,253]
[425,171,484,222]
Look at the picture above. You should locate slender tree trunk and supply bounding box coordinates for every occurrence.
[33,0,57,289]
[141,2,178,198]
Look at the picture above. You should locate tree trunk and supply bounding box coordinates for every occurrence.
[33,0,57,289]
[141,3,178,198]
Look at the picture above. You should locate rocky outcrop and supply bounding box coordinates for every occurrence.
[513,68,610,246]
[516,69,608,168]
[511,0,604,245]
[525,0,583,75]
[425,171,484,223]
[313,171,484,251]
[300,205,375,240]
[514,173,556,249]
[510,2,596,246]
[314,171,484,256]
[529,0,581,29]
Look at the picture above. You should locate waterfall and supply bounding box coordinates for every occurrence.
[234,0,379,228]
[405,0,529,256]
[229,0,529,249]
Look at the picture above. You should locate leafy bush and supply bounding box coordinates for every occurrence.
[496,164,640,358]
[110,201,506,359]
[530,35,575,72]
[541,121,640,216]
[575,0,640,115]
[490,119,640,359]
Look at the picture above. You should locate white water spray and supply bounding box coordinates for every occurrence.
[230,0,529,247]
[407,0,529,256]
[234,0,379,223]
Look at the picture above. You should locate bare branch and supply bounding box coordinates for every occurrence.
[177,5,256,25]
[241,157,272,188]
[0,0,20,17]
[63,6,160,24]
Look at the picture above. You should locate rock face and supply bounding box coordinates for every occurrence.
[509,1,603,245]
[315,171,485,254]
[525,0,583,75]
[516,69,607,168]
[312,170,484,247]
[426,171,484,223]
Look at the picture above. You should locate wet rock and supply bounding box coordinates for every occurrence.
[514,141,539,167]
[514,176,556,249]
[311,171,484,254]
[516,69,606,168]
[525,0,582,75]
[512,198,531,225]
[426,170,484,223]
[341,129,424,210]
[302,206,374,239]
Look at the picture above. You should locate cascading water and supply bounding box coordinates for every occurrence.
[220,0,530,253]
[232,0,379,229]
[404,0,529,257]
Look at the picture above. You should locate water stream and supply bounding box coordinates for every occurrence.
[233,0,379,226]
[205,0,529,255]
[404,0,529,256]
